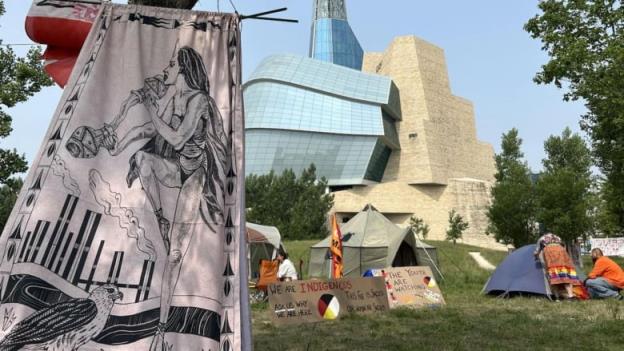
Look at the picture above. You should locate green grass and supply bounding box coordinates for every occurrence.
[252,240,624,350]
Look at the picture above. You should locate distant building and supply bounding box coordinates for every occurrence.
[244,0,505,249]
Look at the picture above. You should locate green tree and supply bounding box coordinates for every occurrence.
[246,169,298,231]
[487,129,537,247]
[594,182,620,237]
[525,1,624,231]
[289,165,334,240]
[0,0,53,185]
[409,215,430,240]
[246,164,334,240]
[535,128,594,245]
[446,209,468,244]
[0,178,22,231]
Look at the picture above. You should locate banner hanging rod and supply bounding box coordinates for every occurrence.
[240,7,298,23]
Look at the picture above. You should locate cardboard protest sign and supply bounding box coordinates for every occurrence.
[373,266,445,308]
[267,277,389,325]
[590,238,624,257]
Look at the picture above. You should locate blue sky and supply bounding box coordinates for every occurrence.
[1,0,586,172]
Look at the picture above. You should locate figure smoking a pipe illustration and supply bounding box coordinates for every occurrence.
[66,43,228,351]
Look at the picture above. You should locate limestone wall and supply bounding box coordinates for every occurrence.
[332,35,503,250]
[363,36,495,185]
[332,179,507,250]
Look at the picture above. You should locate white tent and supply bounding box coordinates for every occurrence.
[246,222,284,279]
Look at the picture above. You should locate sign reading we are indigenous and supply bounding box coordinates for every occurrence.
[267,277,389,325]
[372,266,445,309]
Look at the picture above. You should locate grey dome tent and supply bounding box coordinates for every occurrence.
[308,205,441,279]
[484,244,587,298]
[483,244,552,297]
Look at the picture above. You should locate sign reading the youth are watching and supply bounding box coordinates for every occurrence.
[267,277,389,325]
[372,266,445,309]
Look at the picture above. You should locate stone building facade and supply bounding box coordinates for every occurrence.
[332,36,505,249]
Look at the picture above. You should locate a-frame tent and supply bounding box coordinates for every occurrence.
[308,205,441,279]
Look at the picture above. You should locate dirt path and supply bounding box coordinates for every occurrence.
[468,252,496,270]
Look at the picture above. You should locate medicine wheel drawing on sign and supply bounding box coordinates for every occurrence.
[317,294,340,320]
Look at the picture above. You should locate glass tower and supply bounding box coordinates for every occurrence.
[309,0,363,70]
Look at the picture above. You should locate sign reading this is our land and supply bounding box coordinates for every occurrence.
[589,238,624,257]
[372,266,445,309]
[267,277,389,325]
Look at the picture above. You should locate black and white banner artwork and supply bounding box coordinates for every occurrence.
[0,3,249,351]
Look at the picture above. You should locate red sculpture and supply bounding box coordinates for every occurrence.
[25,1,101,87]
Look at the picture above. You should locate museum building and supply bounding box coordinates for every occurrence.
[244,0,505,249]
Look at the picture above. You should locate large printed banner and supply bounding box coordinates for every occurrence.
[267,277,389,325]
[590,238,624,257]
[0,3,249,351]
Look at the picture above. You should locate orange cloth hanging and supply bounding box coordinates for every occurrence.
[330,213,343,278]
[256,259,279,292]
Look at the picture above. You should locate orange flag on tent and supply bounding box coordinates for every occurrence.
[330,213,343,278]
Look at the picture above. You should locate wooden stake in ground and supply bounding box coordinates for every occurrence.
[128,0,199,10]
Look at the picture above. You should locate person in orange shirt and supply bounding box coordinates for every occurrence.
[585,248,624,300]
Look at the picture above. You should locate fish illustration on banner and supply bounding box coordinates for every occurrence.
[0,2,249,351]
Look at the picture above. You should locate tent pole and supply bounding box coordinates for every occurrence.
[537,252,554,301]
[328,250,332,279]
[247,242,252,280]
[414,230,445,281]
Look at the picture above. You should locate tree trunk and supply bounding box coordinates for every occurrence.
[565,240,582,268]
[127,0,199,10]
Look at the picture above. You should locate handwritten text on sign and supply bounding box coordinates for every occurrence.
[267,277,389,325]
[590,238,624,257]
[372,266,445,308]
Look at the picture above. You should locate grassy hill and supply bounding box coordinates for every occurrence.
[252,240,624,350]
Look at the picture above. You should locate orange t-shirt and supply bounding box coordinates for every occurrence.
[588,256,624,289]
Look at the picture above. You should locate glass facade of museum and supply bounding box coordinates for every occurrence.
[244,0,400,186]
[244,55,400,186]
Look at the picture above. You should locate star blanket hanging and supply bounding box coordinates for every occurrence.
[0,2,249,350]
